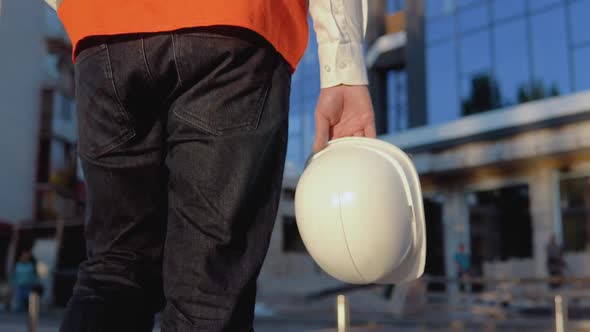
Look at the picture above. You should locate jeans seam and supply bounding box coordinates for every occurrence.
[105,44,132,124]
[141,37,155,83]
[171,34,183,89]
[79,44,137,159]
[79,146,161,168]
[173,108,221,136]
[75,44,107,65]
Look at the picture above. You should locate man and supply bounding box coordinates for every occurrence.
[454,243,471,292]
[45,0,376,331]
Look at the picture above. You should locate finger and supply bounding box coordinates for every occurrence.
[353,130,364,137]
[313,114,330,153]
[364,121,377,138]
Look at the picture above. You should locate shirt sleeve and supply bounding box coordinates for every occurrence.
[44,0,59,11]
[309,0,369,88]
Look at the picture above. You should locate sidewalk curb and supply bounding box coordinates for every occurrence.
[255,313,590,330]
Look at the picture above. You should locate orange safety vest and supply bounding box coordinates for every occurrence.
[57,0,309,70]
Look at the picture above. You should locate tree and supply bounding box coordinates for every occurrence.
[462,74,502,116]
[517,79,560,103]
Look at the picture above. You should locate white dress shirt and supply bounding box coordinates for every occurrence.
[310,0,369,88]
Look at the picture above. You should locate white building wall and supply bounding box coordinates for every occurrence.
[0,1,47,222]
[528,168,559,277]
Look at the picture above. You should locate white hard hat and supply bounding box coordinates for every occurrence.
[295,137,425,284]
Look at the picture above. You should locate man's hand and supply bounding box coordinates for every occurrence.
[312,85,377,153]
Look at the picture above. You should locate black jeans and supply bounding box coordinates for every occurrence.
[60,27,291,332]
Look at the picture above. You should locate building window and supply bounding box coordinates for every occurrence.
[492,0,525,22]
[282,216,307,253]
[468,184,533,275]
[427,40,459,124]
[456,0,485,9]
[386,0,404,13]
[573,46,590,91]
[559,176,590,252]
[424,0,581,126]
[493,18,530,106]
[287,18,318,171]
[458,4,489,33]
[570,0,590,46]
[387,70,408,132]
[529,0,562,12]
[529,5,570,98]
[425,0,455,17]
[426,15,454,43]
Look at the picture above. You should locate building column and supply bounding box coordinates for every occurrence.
[442,189,469,299]
[528,168,560,278]
[366,0,389,134]
[405,0,427,127]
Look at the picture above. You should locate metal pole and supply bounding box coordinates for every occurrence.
[336,294,350,332]
[28,291,40,332]
[555,295,568,332]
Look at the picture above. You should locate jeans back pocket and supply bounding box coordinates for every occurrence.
[171,29,277,136]
[75,44,136,159]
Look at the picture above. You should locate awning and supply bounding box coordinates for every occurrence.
[366,31,407,70]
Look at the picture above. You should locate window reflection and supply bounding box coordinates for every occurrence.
[287,19,319,170]
[427,41,460,124]
[426,0,455,17]
[458,4,489,33]
[288,103,302,136]
[461,73,500,116]
[574,46,590,91]
[386,0,404,13]
[387,71,408,132]
[456,0,485,8]
[492,0,525,21]
[570,0,590,45]
[286,136,303,172]
[426,15,455,43]
[459,30,491,75]
[494,19,529,106]
[530,6,570,96]
[529,0,561,11]
[423,0,587,127]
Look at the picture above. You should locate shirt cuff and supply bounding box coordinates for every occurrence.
[318,42,369,88]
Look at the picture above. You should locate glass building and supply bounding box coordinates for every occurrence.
[273,0,590,293]
[425,0,590,125]
[286,19,320,174]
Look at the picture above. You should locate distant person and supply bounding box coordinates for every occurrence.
[454,243,471,292]
[546,234,565,289]
[11,250,38,312]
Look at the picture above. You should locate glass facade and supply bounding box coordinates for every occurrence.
[559,176,590,252]
[286,20,319,173]
[386,0,405,12]
[286,0,590,171]
[425,0,589,125]
[468,185,533,271]
[387,71,409,131]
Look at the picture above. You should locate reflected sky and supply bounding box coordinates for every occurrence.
[426,0,590,125]
[286,0,590,171]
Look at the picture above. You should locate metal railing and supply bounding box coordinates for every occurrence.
[328,292,572,332]
[28,292,40,332]
[317,276,590,332]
